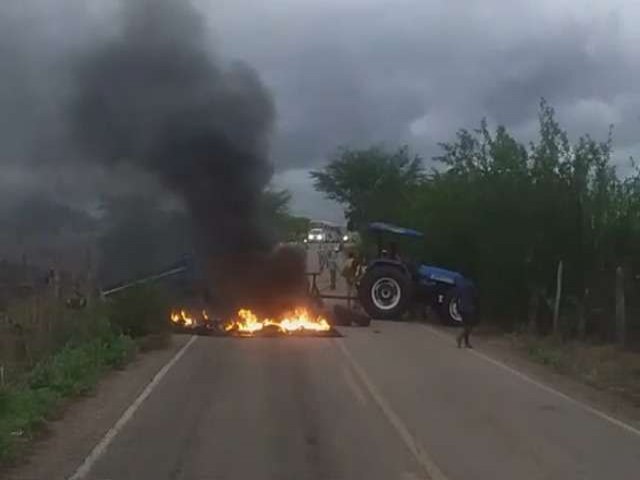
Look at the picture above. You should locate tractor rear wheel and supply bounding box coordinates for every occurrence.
[358,266,412,320]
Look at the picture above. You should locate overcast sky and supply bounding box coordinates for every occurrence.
[2,0,639,224]
[197,0,640,221]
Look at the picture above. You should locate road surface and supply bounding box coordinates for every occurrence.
[76,244,639,479]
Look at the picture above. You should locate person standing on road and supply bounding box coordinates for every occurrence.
[342,251,357,296]
[455,279,478,349]
[317,243,325,273]
[328,246,339,290]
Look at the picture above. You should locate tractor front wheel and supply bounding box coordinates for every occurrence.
[440,290,464,325]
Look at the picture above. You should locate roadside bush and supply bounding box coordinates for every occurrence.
[0,286,168,465]
[526,342,564,370]
[107,285,171,338]
[1,298,118,374]
[28,335,135,396]
[0,387,58,461]
[0,333,136,464]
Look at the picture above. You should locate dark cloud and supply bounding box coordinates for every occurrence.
[3,0,640,226]
[482,20,630,127]
[202,0,640,197]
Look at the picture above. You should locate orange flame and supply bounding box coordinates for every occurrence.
[225,307,330,335]
[170,309,195,327]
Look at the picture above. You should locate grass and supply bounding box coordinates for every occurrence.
[0,333,136,464]
[0,285,175,466]
[0,286,171,465]
[525,341,565,369]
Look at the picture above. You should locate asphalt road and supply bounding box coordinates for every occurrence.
[78,244,640,479]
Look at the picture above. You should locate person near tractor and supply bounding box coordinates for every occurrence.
[317,244,326,273]
[455,279,478,348]
[342,251,357,294]
[327,246,339,290]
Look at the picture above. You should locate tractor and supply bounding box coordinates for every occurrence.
[356,222,476,324]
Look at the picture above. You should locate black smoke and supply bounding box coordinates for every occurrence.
[70,0,300,312]
[97,195,193,286]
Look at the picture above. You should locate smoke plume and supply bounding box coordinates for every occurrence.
[70,0,300,311]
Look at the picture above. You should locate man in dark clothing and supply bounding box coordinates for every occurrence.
[455,279,478,348]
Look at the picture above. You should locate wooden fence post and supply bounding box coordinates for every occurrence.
[615,266,626,347]
[553,260,563,335]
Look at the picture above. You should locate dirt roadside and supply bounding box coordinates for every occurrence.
[2,334,192,480]
[425,322,640,429]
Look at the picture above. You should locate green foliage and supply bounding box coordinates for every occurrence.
[28,335,135,396]
[0,387,58,461]
[107,285,172,338]
[53,305,116,351]
[0,333,136,464]
[526,342,564,369]
[312,100,640,332]
[310,146,424,230]
[0,285,165,464]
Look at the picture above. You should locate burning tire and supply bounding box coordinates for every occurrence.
[358,266,412,320]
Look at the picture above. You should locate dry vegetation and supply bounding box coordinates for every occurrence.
[513,334,640,407]
[0,266,170,464]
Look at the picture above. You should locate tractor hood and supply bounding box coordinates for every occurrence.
[418,265,464,286]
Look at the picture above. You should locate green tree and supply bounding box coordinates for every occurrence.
[430,120,533,321]
[310,146,424,230]
[311,100,640,338]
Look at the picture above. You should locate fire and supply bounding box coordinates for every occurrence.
[170,309,195,327]
[170,306,331,335]
[225,307,330,335]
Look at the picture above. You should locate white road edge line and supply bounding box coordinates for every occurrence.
[421,324,640,438]
[68,335,199,480]
[334,339,448,480]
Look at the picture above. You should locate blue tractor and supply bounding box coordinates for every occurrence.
[357,222,475,324]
